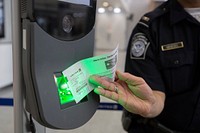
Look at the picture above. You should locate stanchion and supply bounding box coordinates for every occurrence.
[12,0,45,132]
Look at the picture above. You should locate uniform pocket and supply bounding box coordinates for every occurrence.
[159,51,194,95]
[160,51,194,68]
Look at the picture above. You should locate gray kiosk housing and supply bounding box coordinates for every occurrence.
[21,0,99,129]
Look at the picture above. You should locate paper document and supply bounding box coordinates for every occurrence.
[62,46,118,103]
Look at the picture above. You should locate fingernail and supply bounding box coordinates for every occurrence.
[89,75,100,85]
[94,87,101,95]
[89,76,96,83]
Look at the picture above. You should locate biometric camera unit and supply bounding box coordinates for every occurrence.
[21,0,99,129]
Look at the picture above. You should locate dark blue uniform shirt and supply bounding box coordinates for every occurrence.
[125,0,200,132]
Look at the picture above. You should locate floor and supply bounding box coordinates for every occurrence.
[0,48,127,133]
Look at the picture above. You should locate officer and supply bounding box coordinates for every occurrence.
[89,0,200,132]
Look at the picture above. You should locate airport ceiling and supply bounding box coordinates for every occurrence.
[96,0,127,13]
[96,0,167,13]
[97,0,124,8]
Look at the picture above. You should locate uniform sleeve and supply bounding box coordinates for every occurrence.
[125,18,165,93]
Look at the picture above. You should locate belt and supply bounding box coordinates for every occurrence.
[137,119,190,133]
[122,110,198,133]
[148,120,184,133]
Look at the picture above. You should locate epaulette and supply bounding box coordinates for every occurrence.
[138,2,169,28]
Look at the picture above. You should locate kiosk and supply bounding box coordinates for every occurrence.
[21,0,99,129]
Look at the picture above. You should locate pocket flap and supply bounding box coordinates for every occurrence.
[160,51,194,68]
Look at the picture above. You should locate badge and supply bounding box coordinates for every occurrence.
[130,33,150,59]
[161,42,184,51]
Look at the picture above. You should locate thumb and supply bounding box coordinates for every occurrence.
[116,70,141,86]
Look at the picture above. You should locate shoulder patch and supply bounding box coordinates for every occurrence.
[130,33,150,60]
[139,4,167,27]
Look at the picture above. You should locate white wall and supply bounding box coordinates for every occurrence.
[121,0,156,45]
[0,44,13,88]
[95,13,126,51]
[0,0,13,88]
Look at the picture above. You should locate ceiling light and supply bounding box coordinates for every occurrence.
[114,7,121,13]
[98,8,105,13]
[102,2,109,7]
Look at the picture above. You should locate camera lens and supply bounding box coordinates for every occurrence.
[62,15,73,33]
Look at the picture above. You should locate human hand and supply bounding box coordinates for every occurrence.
[89,70,165,117]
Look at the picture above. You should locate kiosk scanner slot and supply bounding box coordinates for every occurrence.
[21,0,99,129]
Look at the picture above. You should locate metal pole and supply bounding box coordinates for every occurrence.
[12,0,26,132]
[12,0,46,132]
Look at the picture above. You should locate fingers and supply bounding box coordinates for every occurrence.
[89,75,117,92]
[116,70,144,86]
[89,75,121,101]
[94,86,119,101]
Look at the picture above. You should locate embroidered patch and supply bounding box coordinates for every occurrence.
[130,33,150,59]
